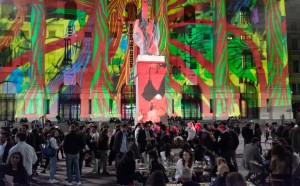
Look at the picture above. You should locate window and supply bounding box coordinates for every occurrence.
[184,5,195,22]
[88,99,92,114]
[46,99,50,114]
[210,99,213,113]
[240,7,250,25]
[49,31,56,38]
[203,34,210,40]
[292,39,298,50]
[291,83,300,95]
[85,31,92,38]
[293,60,299,73]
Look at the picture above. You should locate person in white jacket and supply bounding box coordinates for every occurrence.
[185,122,196,141]
[7,132,37,177]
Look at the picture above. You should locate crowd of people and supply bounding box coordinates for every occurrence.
[0,118,300,186]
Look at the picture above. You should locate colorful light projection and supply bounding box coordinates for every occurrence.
[0,0,291,121]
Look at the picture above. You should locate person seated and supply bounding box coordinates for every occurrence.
[225,172,247,186]
[0,152,29,186]
[211,157,236,178]
[145,170,166,186]
[269,144,292,184]
[241,137,264,180]
[211,163,229,186]
[175,149,194,182]
[160,143,174,165]
[181,167,199,186]
[116,150,136,185]
[285,145,300,174]
[148,150,168,183]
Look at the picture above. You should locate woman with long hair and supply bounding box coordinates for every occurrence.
[0,152,29,185]
[175,149,194,181]
[270,144,292,185]
[48,130,60,183]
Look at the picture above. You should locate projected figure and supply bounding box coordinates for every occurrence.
[140,63,167,123]
[133,0,160,56]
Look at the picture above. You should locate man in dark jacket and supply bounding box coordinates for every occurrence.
[242,122,253,146]
[114,123,129,167]
[0,131,13,165]
[63,124,85,185]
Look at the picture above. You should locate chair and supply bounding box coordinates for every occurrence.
[249,160,266,185]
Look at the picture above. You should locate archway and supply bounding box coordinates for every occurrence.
[181,85,202,120]
[121,84,136,120]
[0,81,16,121]
[240,83,259,119]
[58,84,81,121]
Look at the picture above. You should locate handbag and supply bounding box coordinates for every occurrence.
[43,144,56,158]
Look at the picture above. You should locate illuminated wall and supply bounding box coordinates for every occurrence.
[0,0,292,121]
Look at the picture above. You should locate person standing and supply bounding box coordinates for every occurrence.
[264,123,270,143]
[48,130,60,183]
[97,128,109,175]
[0,131,13,165]
[6,133,37,180]
[63,124,84,185]
[114,123,129,168]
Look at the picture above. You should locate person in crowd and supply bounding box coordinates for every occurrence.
[253,123,262,154]
[114,123,129,167]
[57,129,65,160]
[48,130,60,184]
[78,125,87,175]
[269,144,292,184]
[264,123,270,143]
[226,172,247,186]
[211,158,233,178]
[145,170,166,186]
[193,138,206,162]
[40,128,51,174]
[116,150,136,185]
[179,167,198,186]
[20,124,35,148]
[241,122,253,146]
[218,125,239,171]
[63,124,84,185]
[134,123,142,145]
[199,124,216,165]
[241,137,264,180]
[160,143,174,165]
[211,163,229,186]
[108,124,120,166]
[185,122,196,142]
[31,128,42,176]
[0,152,29,186]
[148,150,168,183]
[157,124,171,154]
[7,132,37,178]
[137,122,155,164]
[0,131,13,165]
[90,125,99,173]
[285,145,300,174]
[97,128,110,175]
[290,124,300,154]
[85,127,92,167]
[175,149,194,182]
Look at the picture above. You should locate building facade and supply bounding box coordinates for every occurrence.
[0,0,292,122]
